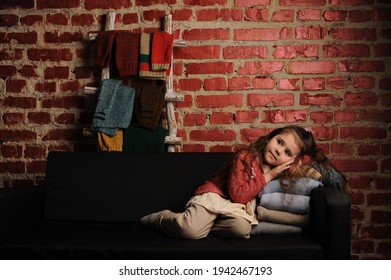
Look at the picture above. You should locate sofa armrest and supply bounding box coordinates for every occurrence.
[0,186,44,242]
[310,187,351,260]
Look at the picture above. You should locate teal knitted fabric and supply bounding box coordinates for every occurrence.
[92,79,135,137]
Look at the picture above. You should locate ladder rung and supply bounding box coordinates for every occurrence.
[164,136,182,145]
[165,92,184,102]
[84,86,98,95]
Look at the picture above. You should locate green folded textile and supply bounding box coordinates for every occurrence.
[123,125,168,152]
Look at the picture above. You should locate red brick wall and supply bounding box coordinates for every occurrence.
[1,0,390,259]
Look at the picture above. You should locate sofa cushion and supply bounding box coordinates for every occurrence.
[1,222,323,260]
[44,152,231,223]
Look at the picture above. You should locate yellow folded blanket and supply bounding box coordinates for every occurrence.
[256,205,309,227]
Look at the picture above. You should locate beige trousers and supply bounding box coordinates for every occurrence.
[159,203,252,240]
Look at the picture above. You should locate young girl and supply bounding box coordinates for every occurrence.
[141,125,345,239]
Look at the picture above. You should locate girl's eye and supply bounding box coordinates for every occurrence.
[285,150,292,157]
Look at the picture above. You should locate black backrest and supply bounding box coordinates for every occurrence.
[44,152,231,222]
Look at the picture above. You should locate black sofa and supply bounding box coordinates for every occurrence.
[0,152,351,260]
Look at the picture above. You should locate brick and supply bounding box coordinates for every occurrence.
[289,61,336,74]
[340,127,387,139]
[21,15,43,26]
[183,114,207,126]
[0,130,36,142]
[349,10,371,22]
[235,110,259,123]
[357,144,380,156]
[60,80,81,92]
[187,62,233,74]
[381,159,391,173]
[240,128,270,143]
[379,78,391,90]
[3,113,26,125]
[27,160,47,174]
[280,0,326,5]
[327,77,348,89]
[35,82,57,93]
[196,9,220,21]
[285,110,308,122]
[1,0,34,9]
[234,28,283,41]
[248,93,294,107]
[41,96,85,109]
[1,144,23,158]
[189,129,236,141]
[351,240,374,254]
[196,94,242,108]
[331,143,354,156]
[178,78,202,91]
[45,31,83,43]
[143,10,169,22]
[335,110,356,122]
[37,0,80,9]
[303,78,325,90]
[239,61,285,75]
[0,14,19,26]
[323,10,347,21]
[253,77,275,89]
[323,44,370,57]
[353,76,374,89]
[310,111,333,123]
[28,112,51,124]
[28,49,73,61]
[0,48,23,61]
[272,10,294,22]
[367,193,391,206]
[359,110,391,123]
[171,9,193,21]
[176,46,221,60]
[0,65,17,77]
[244,8,268,22]
[182,29,230,41]
[0,32,37,44]
[219,8,243,21]
[0,161,26,174]
[210,145,232,152]
[344,92,377,106]
[329,28,376,40]
[55,113,75,124]
[6,79,27,93]
[228,76,251,90]
[25,146,47,159]
[298,9,322,21]
[44,66,69,79]
[183,144,205,152]
[136,0,176,5]
[332,159,378,172]
[273,44,318,59]
[295,26,326,39]
[210,112,234,124]
[71,14,94,26]
[42,128,82,141]
[234,0,271,7]
[46,13,68,25]
[262,110,285,123]
[19,65,39,77]
[278,78,300,90]
[374,43,391,57]
[4,96,36,108]
[204,78,227,91]
[300,93,340,106]
[312,126,337,140]
[223,46,267,59]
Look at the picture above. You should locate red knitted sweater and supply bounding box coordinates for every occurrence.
[195,151,267,204]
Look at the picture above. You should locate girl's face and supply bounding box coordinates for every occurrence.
[263,132,301,166]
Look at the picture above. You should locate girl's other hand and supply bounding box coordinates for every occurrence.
[264,158,295,183]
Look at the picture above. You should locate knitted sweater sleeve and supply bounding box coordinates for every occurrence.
[227,151,268,204]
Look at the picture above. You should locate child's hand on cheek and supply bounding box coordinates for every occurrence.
[264,158,295,183]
